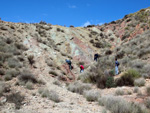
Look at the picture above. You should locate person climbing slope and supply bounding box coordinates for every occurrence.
[65,59,72,70]
[80,65,84,73]
[115,58,120,75]
[94,53,99,62]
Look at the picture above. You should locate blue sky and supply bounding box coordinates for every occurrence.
[0,0,149,27]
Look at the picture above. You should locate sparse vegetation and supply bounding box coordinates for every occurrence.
[144,98,150,109]
[115,69,141,86]
[133,86,139,93]
[67,81,91,94]
[134,78,145,86]
[98,95,148,113]
[27,55,35,65]
[26,81,33,90]
[115,88,125,95]
[53,80,61,86]
[83,90,100,101]
[38,88,60,102]
[146,86,150,96]
[6,92,25,109]
[19,70,37,83]
[0,82,5,96]
[49,70,59,76]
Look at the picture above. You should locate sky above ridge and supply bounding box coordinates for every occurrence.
[0,0,149,27]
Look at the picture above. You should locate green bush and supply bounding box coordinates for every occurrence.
[115,69,141,86]
[106,76,115,88]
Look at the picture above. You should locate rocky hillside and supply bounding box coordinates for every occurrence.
[0,7,150,113]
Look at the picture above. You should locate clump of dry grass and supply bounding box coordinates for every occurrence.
[19,69,37,83]
[83,89,100,101]
[38,88,61,102]
[0,82,5,96]
[25,81,33,90]
[144,98,150,109]
[146,86,150,96]
[134,78,145,87]
[115,88,125,95]
[98,95,148,113]
[67,81,92,94]
[133,86,139,93]
[53,80,61,86]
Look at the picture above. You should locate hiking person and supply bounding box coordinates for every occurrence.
[115,58,119,75]
[65,59,72,70]
[80,65,84,73]
[94,53,99,61]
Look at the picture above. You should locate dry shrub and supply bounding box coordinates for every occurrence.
[98,95,148,113]
[0,82,5,96]
[67,81,91,94]
[38,88,60,102]
[45,59,53,67]
[133,86,139,93]
[144,98,150,109]
[146,86,150,96]
[28,55,35,65]
[26,81,33,90]
[83,90,100,101]
[49,70,59,76]
[7,57,22,68]
[134,78,145,87]
[6,92,25,109]
[77,61,85,66]
[0,68,5,75]
[6,68,20,77]
[78,57,115,88]
[115,88,125,95]
[4,74,12,81]
[53,80,61,86]
[19,70,37,83]
[48,90,61,103]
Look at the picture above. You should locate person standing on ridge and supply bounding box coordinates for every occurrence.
[80,65,84,73]
[65,59,72,70]
[94,53,99,62]
[115,58,120,75]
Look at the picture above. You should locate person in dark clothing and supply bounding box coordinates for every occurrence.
[94,53,99,61]
[115,58,119,75]
[65,59,72,70]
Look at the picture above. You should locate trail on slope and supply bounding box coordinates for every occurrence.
[25,37,105,113]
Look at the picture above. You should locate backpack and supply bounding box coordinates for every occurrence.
[117,62,120,66]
